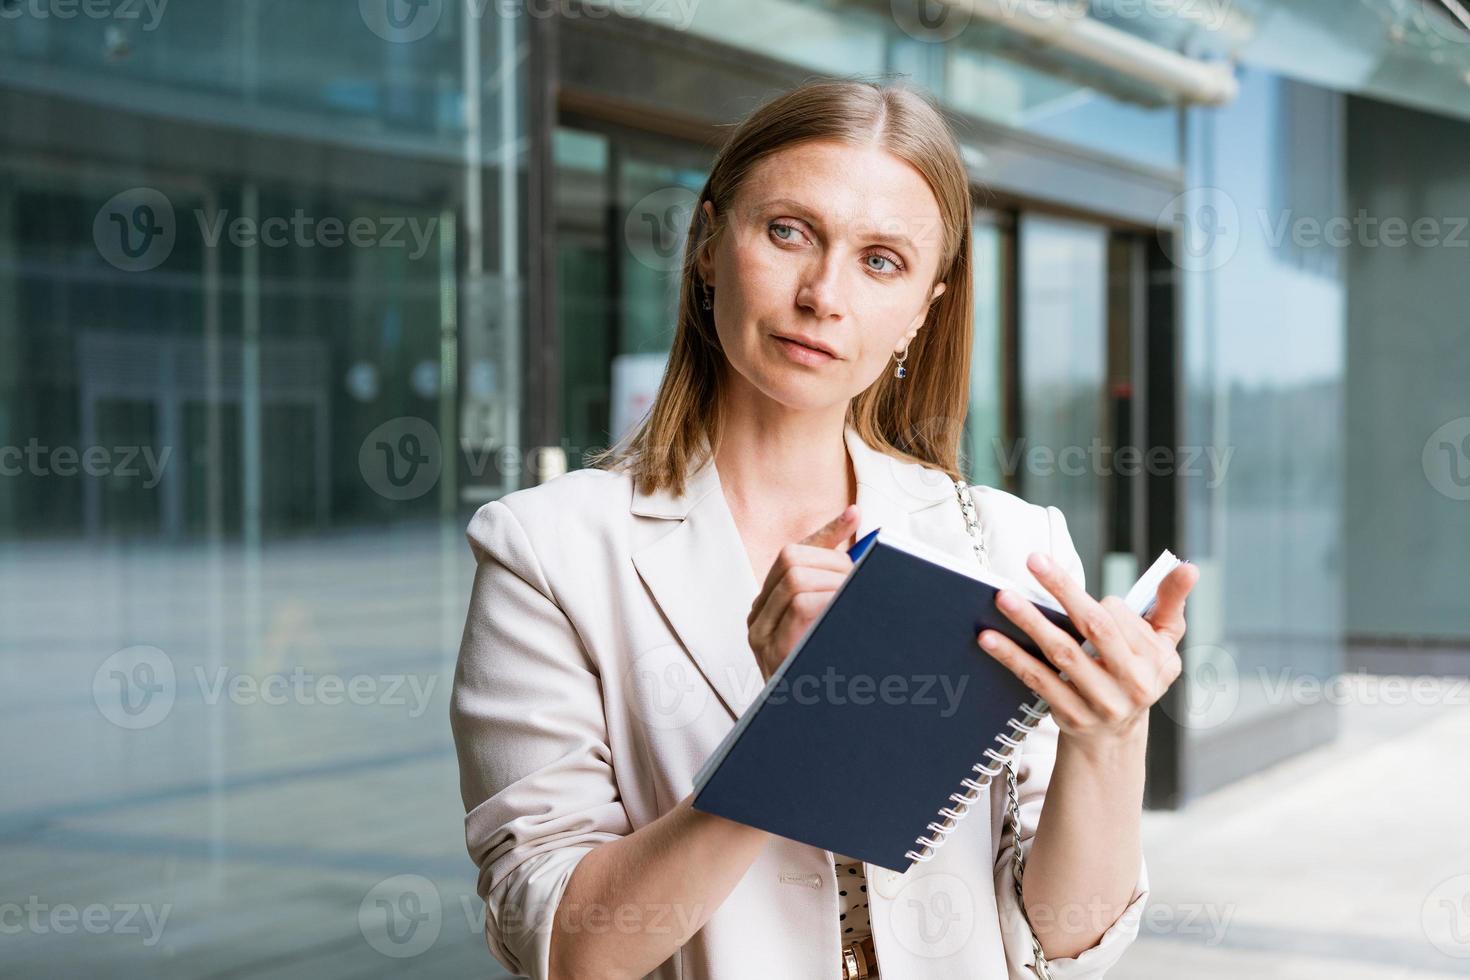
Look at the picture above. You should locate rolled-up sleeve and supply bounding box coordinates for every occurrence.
[992,505,1150,980]
[451,499,632,978]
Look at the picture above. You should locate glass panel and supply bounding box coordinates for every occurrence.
[1175,67,1345,737]
[0,6,526,977]
[555,125,711,457]
[1100,233,1139,600]
[1017,213,1109,591]
[1344,91,1470,657]
[633,0,891,78]
[946,46,1181,171]
[0,2,485,146]
[964,216,1007,490]
[618,156,705,357]
[555,127,615,459]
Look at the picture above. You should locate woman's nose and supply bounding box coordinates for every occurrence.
[794,254,845,321]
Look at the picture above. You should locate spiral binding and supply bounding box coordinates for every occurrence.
[903,477,1050,865]
[903,697,1049,864]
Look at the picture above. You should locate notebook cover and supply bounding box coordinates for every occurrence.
[690,530,1083,872]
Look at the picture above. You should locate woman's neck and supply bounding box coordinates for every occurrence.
[713,410,856,539]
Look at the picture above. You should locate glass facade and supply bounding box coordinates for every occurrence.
[1343,93,1470,667]
[1,3,528,975]
[631,0,1183,171]
[1170,67,1346,788]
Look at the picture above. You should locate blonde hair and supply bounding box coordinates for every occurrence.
[590,80,974,497]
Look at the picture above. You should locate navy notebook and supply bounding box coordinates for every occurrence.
[690,526,1181,872]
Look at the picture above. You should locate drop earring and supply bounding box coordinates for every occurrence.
[893,343,910,379]
[702,283,713,310]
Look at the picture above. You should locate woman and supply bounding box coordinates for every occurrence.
[451,80,1197,980]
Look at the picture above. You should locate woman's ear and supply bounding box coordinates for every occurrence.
[894,280,947,354]
[695,200,717,287]
[896,312,926,354]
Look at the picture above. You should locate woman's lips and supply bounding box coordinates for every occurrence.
[772,335,837,365]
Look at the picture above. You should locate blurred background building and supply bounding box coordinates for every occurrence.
[2,0,1468,977]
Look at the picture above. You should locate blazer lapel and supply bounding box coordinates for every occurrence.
[631,454,765,722]
[629,424,959,723]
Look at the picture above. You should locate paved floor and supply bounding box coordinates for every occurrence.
[1131,673,1470,979]
[1,527,1465,977]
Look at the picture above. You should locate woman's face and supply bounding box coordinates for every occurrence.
[697,139,949,413]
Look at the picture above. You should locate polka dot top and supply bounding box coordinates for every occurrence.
[834,852,871,941]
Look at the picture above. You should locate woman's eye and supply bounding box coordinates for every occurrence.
[865,253,901,274]
[770,222,802,243]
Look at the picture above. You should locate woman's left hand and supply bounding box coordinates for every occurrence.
[978,553,1200,747]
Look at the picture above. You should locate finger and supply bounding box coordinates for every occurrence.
[750,543,852,638]
[772,590,840,662]
[756,541,854,600]
[1098,595,1171,705]
[779,543,858,575]
[765,567,851,627]
[1100,594,1154,650]
[798,504,860,550]
[1144,563,1199,646]
[993,589,1112,690]
[977,630,1096,728]
[749,566,848,645]
[984,603,1129,720]
[1024,553,1134,669]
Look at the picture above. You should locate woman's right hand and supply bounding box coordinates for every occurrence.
[746,505,861,682]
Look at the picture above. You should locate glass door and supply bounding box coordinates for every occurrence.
[553,122,713,462]
[1017,213,1109,590]
[963,208,1014,492]
[1015,213,1159,598]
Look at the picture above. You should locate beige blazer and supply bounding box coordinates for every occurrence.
[451,423,1148,980]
